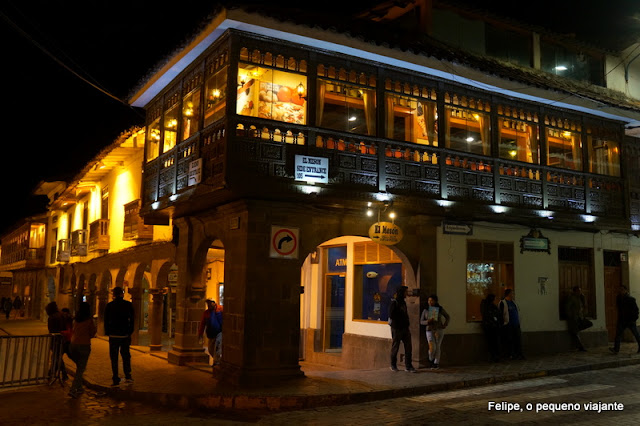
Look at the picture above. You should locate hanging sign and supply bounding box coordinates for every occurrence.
[368,222,403,246]
[295,155,328,184]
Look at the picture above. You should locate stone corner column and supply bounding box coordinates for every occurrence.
[167,290,209,365]
[148,288,165,352]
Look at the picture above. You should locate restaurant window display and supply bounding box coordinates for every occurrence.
[163,105,179,153]
[317,80,376,136]
[498,117,540,164]
[204,67,227,127]
[146,117,160,162]
[236,63,306,125]
[445,105,490,155]
[181,89,201,141]
[385,93,438,146]
[587,132,620,177]
[466,241,514,322]
[546,128,582,171]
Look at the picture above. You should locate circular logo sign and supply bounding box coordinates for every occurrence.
[368,222,403,246]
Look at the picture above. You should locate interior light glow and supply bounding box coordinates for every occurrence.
[375,193,390,202]
[366,210,374,217]
[389,211,396,219]
[151,202,160,210]
[491,205,508,214]
[436,200,454,207]
[348,116,357,122]
[300,185,320,195]
[554,65,568,71]
[582,215,596,223]
[466,136,475,142]
[537,210,553,218]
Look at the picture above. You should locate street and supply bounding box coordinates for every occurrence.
[2,364,640,425]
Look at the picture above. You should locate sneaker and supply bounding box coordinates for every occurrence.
[609,348,619,355]
[111,380,121,387]
[125,377,134,383]
[430,364,439,370]
[406,368,417,373]
[390,366,399,372]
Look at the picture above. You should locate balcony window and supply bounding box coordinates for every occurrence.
[445,106,490,155]
[236,63,306,124]
[318,80,375,136]
[163,105,179,153]
[540,40,604,86]
[146,118,160,162]
[498,118,540,164]
[204,67,227,127]
[546,128,582,171]
[181,88,201,141]
[385,94,437,146]
[588,137,620,177]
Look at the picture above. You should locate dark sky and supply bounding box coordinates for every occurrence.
[0,1,638,236]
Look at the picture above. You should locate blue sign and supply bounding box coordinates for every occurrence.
[327,246,347,273]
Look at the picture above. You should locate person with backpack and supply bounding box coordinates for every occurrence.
[198,299,223,370]
[610,285,640,354]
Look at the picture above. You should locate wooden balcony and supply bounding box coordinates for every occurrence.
[124,200,154,241]
[141,116,628,229]
[89,219,110,252]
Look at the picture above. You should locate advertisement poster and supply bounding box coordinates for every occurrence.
[258,82,305,124]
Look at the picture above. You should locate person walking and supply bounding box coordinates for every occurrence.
[68,302,96,398]
[198,299,223,370]
[480,293,501,362]
[12,296,22,319]
[389,285,416,373]
[45,301,69,381]
[499,288,524,360]
[565,286,589,352]
[610,285,640,354]
[104,286,135,386]
[420,294,450,369]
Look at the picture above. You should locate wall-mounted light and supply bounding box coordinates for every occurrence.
[151,202,160,210]
[582,215,596,223]
[537,210,553,218]
[212,88,221,100]
[554,65,568,71]
[491,205,508,214]
[436,200,454,208]
[296,82,307,101]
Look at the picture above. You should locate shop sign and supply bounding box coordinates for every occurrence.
[520,229,551,254]
[368,222,403,246]
[295,155,328,184]
[168,264,179,286]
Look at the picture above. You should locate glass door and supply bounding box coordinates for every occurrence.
[323,245,346,352]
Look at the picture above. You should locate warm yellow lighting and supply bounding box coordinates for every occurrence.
[562,131,572,138]
[184,102,194,117]
[389,211,396,219]
[366,209,373,217]
[473,114,480,120]
[167,119,178,129]
[212,88,221,100]
[509,150,517,158]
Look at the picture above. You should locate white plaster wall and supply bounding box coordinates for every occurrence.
[605,46,640,101]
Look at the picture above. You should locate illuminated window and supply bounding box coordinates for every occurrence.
[385,93,437,145]
[181,89,201,141]
[146,118,160,162]
[236,63,306,125]
[318,80,375,136]
[588,135,620,177]
[466,241,513,322]
[204,67,227,127]
[546,128,582,171]
[445,106,490,155]
[163,106,179,153]
[498,118,540,164]
[352,241,403,323]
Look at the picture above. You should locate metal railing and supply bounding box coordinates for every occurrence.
[0,334,64,388]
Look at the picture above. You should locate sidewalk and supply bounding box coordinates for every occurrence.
[3,318,640,412]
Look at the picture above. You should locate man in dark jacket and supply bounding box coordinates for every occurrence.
[610,285,640,354]
[104,286,135,386]
[389,285,416,372]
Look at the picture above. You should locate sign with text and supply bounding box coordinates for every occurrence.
[368,222,403,246]
[442,221,473,235]
[270,226,299,259]
[188,158,202,186]
[295,155,328,184]
[520,229,551,254]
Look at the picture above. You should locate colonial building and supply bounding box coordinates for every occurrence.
[5,0,640,386]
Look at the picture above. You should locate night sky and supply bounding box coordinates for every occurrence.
[0,0,638,236]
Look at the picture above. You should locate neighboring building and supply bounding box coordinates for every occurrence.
[0,127,174,349]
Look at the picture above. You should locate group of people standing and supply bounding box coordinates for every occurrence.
[1,296,23,319]
[45,286,135,398]
[480,289,525,362]
[388,286,450,372]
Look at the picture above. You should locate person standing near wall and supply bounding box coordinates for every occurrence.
[389,285,416,373]
[45,301,68,381]
[420,294,450,369]
[3,298,12,319]
[68,302,96,398]
[610,285,640,354]
[198,299,223,370]
[499,289,524,360]
[104,287,134,386]
[481,293,501,362]
[565,286,589,352]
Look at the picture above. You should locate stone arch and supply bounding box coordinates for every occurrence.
[87,274,98,316]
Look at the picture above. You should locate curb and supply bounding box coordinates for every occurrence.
[70,355,640,412]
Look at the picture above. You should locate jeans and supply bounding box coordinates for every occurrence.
[390,327,413,369]
[207,333,222,366]
[426,329,445,364]
[613,321,640,352]
[109,336,132,382]
[69,344,91,393]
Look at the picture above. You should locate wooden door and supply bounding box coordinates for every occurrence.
[558,263,593,318]
[604,266,621,341]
